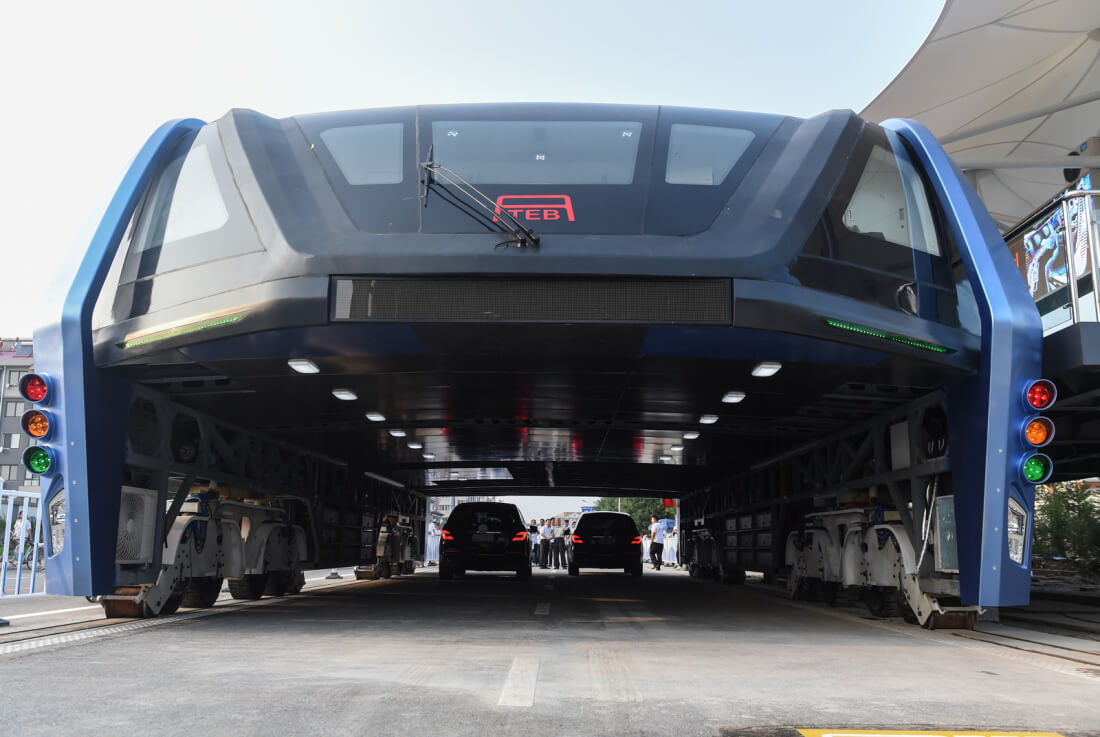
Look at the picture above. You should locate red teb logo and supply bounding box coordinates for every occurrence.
[494,194,575,223]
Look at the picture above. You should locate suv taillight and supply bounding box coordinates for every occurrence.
[571,535,583,544]
[441,530,454,541]
[511,531,528,542]
[631,536,642,544]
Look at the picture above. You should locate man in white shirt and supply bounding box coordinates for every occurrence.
[550,518,565,569]
[648,516,666,570]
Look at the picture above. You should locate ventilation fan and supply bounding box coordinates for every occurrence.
[116,486,157,565]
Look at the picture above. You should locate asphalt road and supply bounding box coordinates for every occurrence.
[0,565,1097,736]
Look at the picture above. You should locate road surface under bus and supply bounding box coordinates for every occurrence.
[0,567,1096,736]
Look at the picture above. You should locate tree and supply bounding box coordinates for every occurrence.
[595,496,670,534]
[1033,480,1100,560]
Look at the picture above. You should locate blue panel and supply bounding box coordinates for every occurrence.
[641,326,885,365]
[181,324,427,362]
[884,119,1043,606]
[34,119,205,595]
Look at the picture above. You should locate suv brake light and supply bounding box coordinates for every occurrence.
[441,530,455,541]
[571,535,583,544]
[631,536,642,544]
[511,530,528,542]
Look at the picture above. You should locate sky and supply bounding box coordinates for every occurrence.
[0,0,944,517]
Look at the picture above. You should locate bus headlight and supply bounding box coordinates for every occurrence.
[1006,497,1027,564]
[48,492,66,555]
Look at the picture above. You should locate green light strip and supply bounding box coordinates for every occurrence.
[122,312,247,349]
[822,318,952,354]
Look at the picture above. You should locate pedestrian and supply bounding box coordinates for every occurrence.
[538,518,552,568]
[425,521,440,566]
[528,519,539,565]
[550,517,565,569]
[664,527,678,568]
[648,516,666,570]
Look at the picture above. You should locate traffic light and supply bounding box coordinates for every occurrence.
[1019,379,1056,485]
[18,373,58,478]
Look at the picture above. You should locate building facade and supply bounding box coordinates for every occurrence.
[0,339,38,493]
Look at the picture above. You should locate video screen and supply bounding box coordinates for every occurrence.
[1007,175,1093,301]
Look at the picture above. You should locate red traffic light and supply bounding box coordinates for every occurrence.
[1025,379,1056,410]
[19,373,48,403]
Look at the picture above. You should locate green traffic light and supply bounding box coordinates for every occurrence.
[1022,455,1050,483]
[24,447,51,474]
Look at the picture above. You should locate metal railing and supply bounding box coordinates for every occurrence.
[1,489,46,598]
[1004,189,1100,333]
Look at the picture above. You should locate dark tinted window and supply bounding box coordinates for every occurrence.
[446,505,521,532]
[575,514,638,536]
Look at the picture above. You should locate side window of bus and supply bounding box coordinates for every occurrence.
[113,125,262,320]
[798,125,960,325]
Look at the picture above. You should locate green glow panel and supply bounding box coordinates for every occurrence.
[122,311,248,349]
[822,318,952,354]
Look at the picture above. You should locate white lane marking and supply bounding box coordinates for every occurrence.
[534,602,551,616]
[497,655,539,707]
[0,605,101,621]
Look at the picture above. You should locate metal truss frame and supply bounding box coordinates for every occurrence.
[681,391,950,576]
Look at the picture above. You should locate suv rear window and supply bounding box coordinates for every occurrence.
[447,505,520,532]
[576,514,638,536]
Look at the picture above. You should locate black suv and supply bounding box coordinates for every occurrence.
[440,502,532,579]
[568,512,643,576]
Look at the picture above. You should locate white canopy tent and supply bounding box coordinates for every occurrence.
[862,0,1100,231]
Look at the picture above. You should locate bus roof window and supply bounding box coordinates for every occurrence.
[665,124,755,186]
[319,123,404,185]
[430,121,642,185]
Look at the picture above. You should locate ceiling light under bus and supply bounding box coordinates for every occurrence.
[722,391,746,404]
[366,412,386,422]
[423,452,436,460]
[287,359,319,374]
[682,431,700,440]
[332,389,358,401]
[407,441,423,450]
[752,361,782,377]
[389,429,407,437]
[670,445,684,452]
[699,414,719,425]
[659,455,673,462]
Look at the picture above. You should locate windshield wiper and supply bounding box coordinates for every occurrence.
[419,159,539,250]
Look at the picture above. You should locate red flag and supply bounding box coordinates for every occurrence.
[662,498,676,508]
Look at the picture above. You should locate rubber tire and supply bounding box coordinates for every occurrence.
[228,573,267,600]
[688,563,701,578]
[630,562,643,577]
[439,562,453,580]
[379,562,392,579]
[181,576,223,608]
[286,569,305,594]
[568,562,579,576]
[454,568,466,577]
[821,582,839,608]
[264,571,289,596]
[516,562,532,579]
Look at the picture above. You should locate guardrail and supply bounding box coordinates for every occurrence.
[1,489,46,600]
[1004,188,1100,333]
